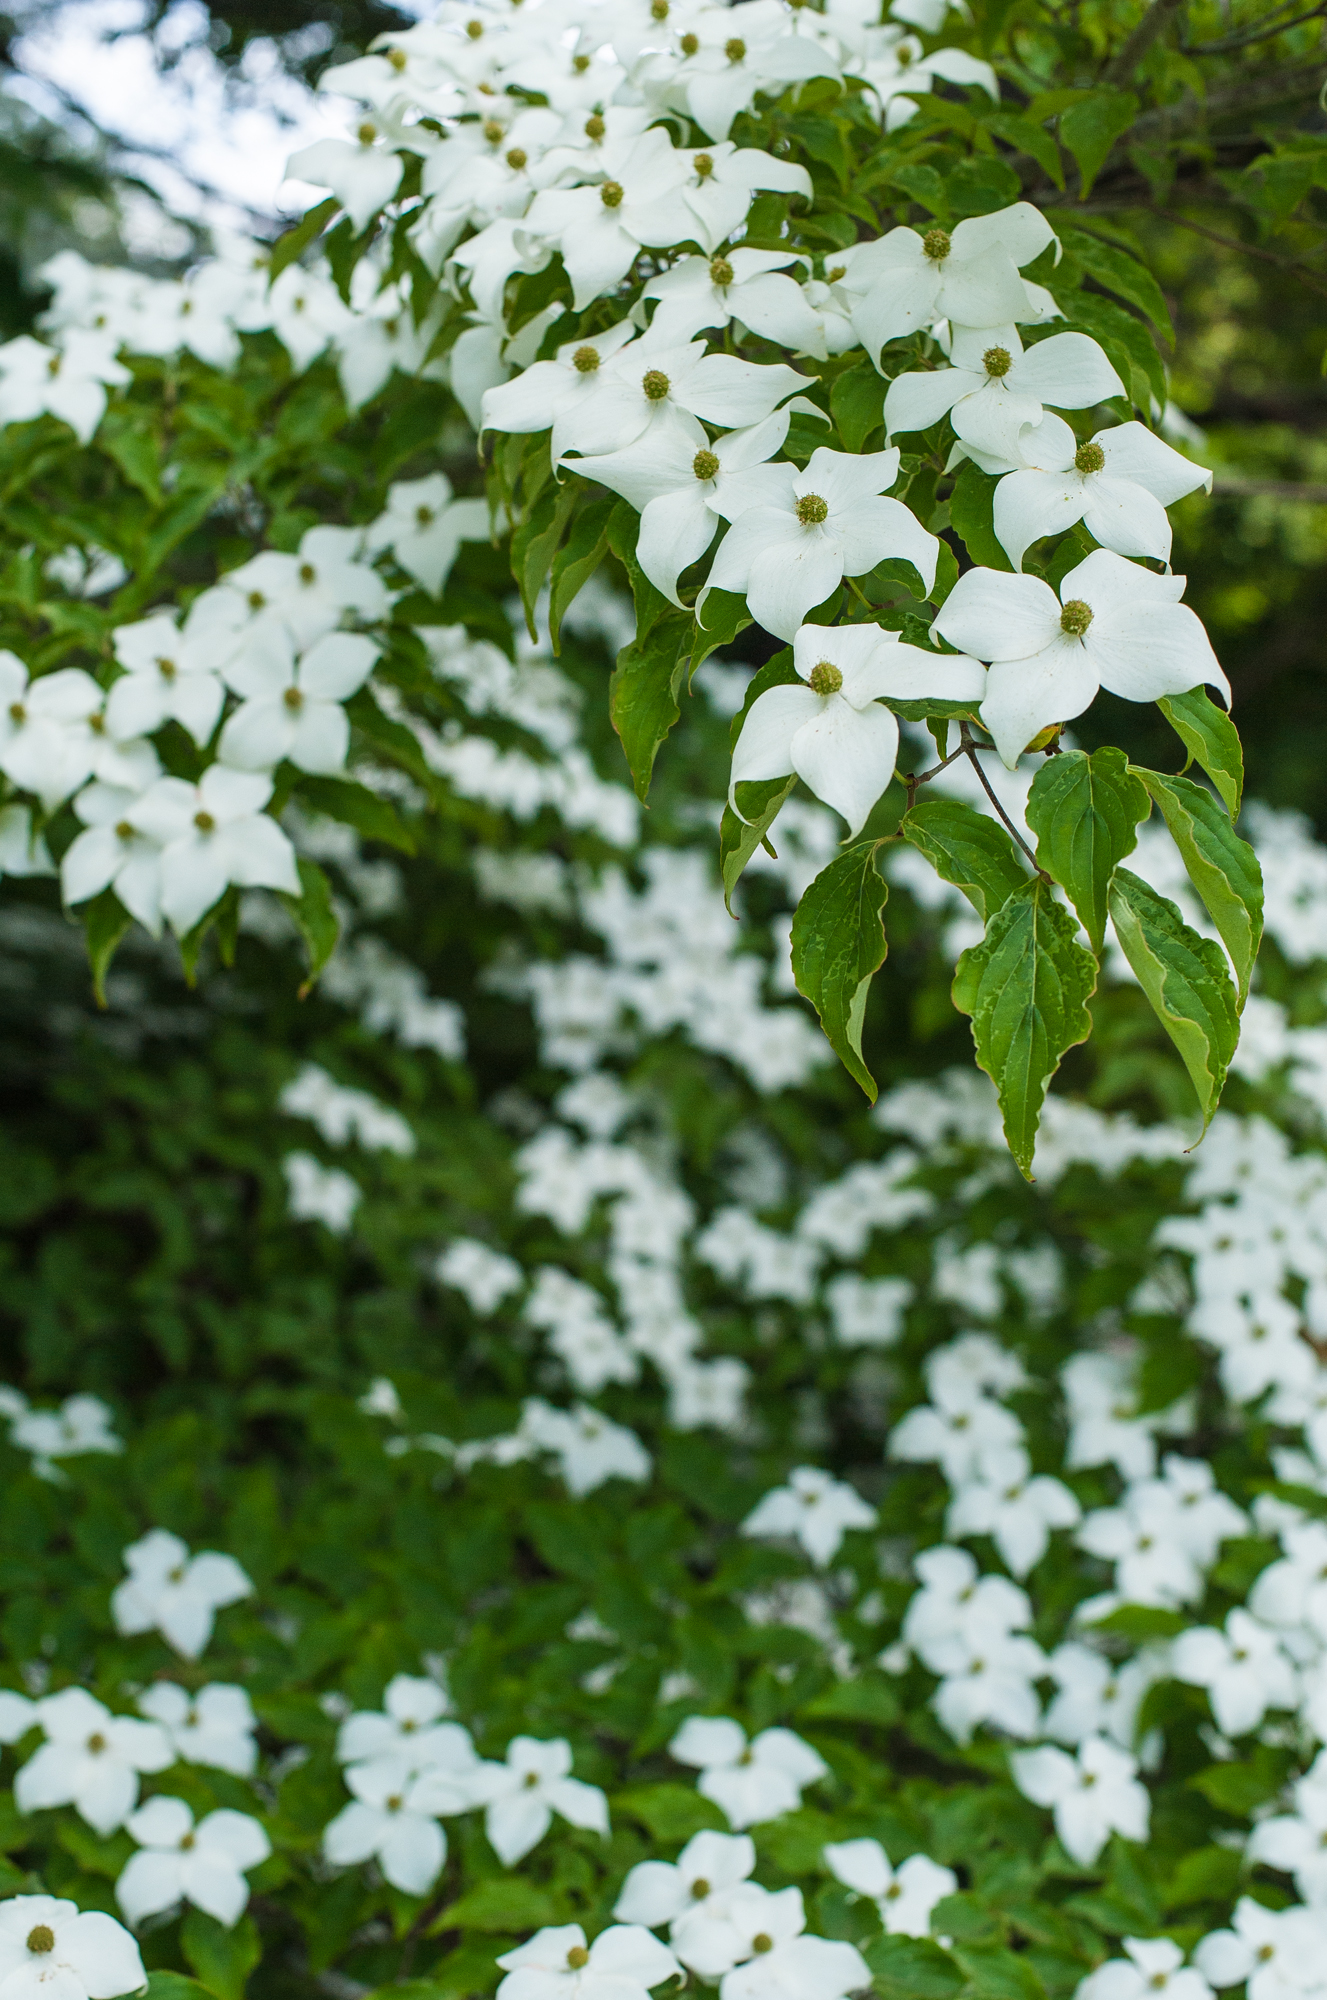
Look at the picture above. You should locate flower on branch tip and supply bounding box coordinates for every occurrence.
[741,1465,877,1565]
[730,621,985,839]
[668,1716,826,1829]
[496,1924,681,2000]
[117,1795,270,1929]
[0,1895,145,2000]
[111,1527,253,1659]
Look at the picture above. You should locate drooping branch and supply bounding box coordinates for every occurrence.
[1101,0,1188,85]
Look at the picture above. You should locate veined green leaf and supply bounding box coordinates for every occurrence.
[952,877,1097,1177]
[279,858,341,994]
[1059,91,1139,200]
[294,775,415,855]
[1135,769,1264,1005]
[984,111,1064,188]
[181,1910,261,2000]
[722,779,797,915]
[1157,687,1244,817]
[511,475,578,640]
[1026,746,1150,952]
[268,196,339,282]
[610,611,692,802]
[1057,223,1174,340]
[831,360,886,452]
[691,588,752,681]
[548,493,615,655]
[899,799,1029,921]
[1108,868,1240,1133]
[791,840,889,1101]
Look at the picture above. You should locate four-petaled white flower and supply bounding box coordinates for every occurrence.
[823,1837,957,1938]
[111,1528,253,1658]
[1171,1608,1298,1737]
[1246,1748,1327,1901]
[287,126,405,234]
[322,1755,455,1895]
[105,612,226,746]
[990,416,1212,572]
[945,1445,1081,1578]
[469,1736,610,1865]
[127,767,300,934]
[835,205,1056,363]
[117,1795,270,1928]
[1078,1937,1214,2000]
[365,473,490,597]
[61,784,166,936]
[933,549,1230,769]
[496,1924,681,2000]
[1195,1896,1327,2000]
[0,658,106,812]
[336,1673,457,1767]
[217,630,378,774]
[706,446,939,642]
[741,1466,878,1566]
[1010,1734,1150,1864]
[884,327,1123,466]
[669,1716,826,1829]
[137,1683,258,1777]
[15,1687,173,1835]
[614,1828,756,1932]
[0,1894,145,2000]
[730,620,985,837]
[0,332,130,442]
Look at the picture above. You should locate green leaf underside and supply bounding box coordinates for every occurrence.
[1135,768,1264,1005]
[1108,868,1241,1133]
[790,840,889,1101]
[1026,747,1150,953]
[722,778,798,913]
[609,611,692,802]
[899,799,1029,921]
[279,858,341,991]
[548,493,615,654]
[1157,687,1245,817]
[83,887,134,1007]
[952,877,1098,1177]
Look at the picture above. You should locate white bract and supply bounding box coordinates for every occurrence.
[1010,1735,1150,1864]
[835,204,1057,363]
[496,1925,681,2000]
[705,447,939,642]
[117,1796,271,1928]
[0,333,130,442]
[1078,1938,1215,2000]
[111,1528,253,1658]
[105,613,226,746]
[127,767,300,934]
[468,1736,609,1864]
[614,1829,756,1931]
[61,785,165,936]
[14,1688,173,1836]
[669,1716,827,1828]
[137,1683,258,1777]
[366,473,491,596]
[730,621,984,838]
[0,1895,145,2000]
[885,328,1123,466]
[989,416,1213,571]
[945,1444,1081,1577]
[323,1756,456,1895]
[336,1673,459,1766]
[1246,1749,1327,1901]
[741,1465,877,1565]
[933,550,1231,768]
[217,630,378,775]
[823,1838,957,1937]
[1171,1609,1298,1737]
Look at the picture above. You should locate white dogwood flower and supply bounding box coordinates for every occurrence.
[336,1673,456,1767]
[644,250,824,352]
[991,416,1213,571]
[945,1445,1081,1578]
[365,473,490,597]
[614,1829,756,1929]
[730,619,985,835]
[836,203,1057,362]
[469,1736,609,1865]
[1171,1609,1298,1737]
[111,1528,253,1658]
[127,767,300,934]
[0,1895,145,2000]
[287,125,404,233]
[705,446,939,640]
[15,1688,172,1835]
[137,1683,258,1777]
[742,1466,878,1565]
[554,333,808,463]
[0,658,105,811]
[62,784,165,935]
[883,327,1123,466]
[1079,1938,1214,2000]
[1246,1749,1327,1901]
[218,630,378,774]
[0,332,130,442]
[823,1838,957,1937]
[496,1924,680,2000]
[105,612,226,745]
[1010,1735,1150,1864]
[669,1717,826,1829]
[117,1796,270,1928]
[520,128,691,309]
[933,549,1230,768]
[323,1756,452,1895]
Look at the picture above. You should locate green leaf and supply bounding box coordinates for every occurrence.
[1059,91,1140,199]
[1026,747,1150,953]
[294,775,415,854]
[549,493,615,655]
[146,1978,215,2000]
[985,111,1064,189]
[278,858,341,992]
[511,475,579,640]
[831,360,886,452]
[1056,294,1164,408]
[1189,1754,1290,1816]
[615,1784,727,1841]
[951,1944,1044,2000]
[609,611,692,802]
[952,877,1097,1178]
[865,1934,964,2000]
[790,840,889,1101]
[80,887,133,1007]
[268,196,339,282]
[899,799,1029,921]
[1056,223,1174,340]
[181,1911,261,2000]
[607,498,672,641]
[721,779,797,914]
[1087,1603,1188,1639]
[1164,1845,1242,1911]
[949,461,1011,569]
[442,1879,561,1932]
[98,413,163,503]
[1108,868,1240,1133]
[1134,769,1264,1004]
[802,1672,899,1724]
[1157,687,1244,817]
[690,588,752,680]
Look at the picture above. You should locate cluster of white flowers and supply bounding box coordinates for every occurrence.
[0,1388,121,1480]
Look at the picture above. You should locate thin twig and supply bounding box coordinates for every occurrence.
[901,736,970,812]
[1148,205,1327,298]
[1101,0,1187,85]
[960,726,1043,872]
[1183,1,1327,53]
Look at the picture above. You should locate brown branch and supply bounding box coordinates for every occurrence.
[1150,204,1327,296]
[1129,57,1327,143]
[959,727,1043,873]
[1102,0,1188,85]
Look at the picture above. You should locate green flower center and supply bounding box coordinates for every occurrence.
[283,687,304,710]
[1075,441,1106,474]
[642,370,670,401]
[795,492,828,526]
[725,36,746,59]
[1060,598,1093,638]
[156,656,177,681]
[483,119,505,143]
[808,660,843,696]
[752,1934,774,1954]
[600,180,624,208]
[693,449,720,480]
[573,52,591,70]
[585,114,605,139]
[680,31,699,52]
[567,1948,590,1970]
[691,1878,711,1899]
[194,811,216,833]
[983,346,1012,379]
[573,346,600,373]
[358,122,377,145]
[922,227,951,262]
[694,152,714,177]
[26,1929,54,1956]
[710,255,734,286]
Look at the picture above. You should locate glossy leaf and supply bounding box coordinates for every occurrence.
[548,493,615,655]
[1135,769,1264,1005]
[1108,868,1240,1133]
[791,840,889,1101]
[952,877,1097,1177]
[899,798,1029,921]
[1059,91,1140,198]
[1157,687,1244,817]
[1026,746,1151,952]
[610,610,692,802]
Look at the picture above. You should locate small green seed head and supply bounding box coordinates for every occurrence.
[693,448,720,480]
[808,659,843,696]
[1075,440,1106,475]
[680,31,699,52]
[982,345,1012,379]
[694,151,714,177]
[922,226,951,262]
[600,179,624,208]
[358,121,378,145]
[483,118,505,142]
[572,345,600,373]
[567,1949,590,1971]
[642,369,670,401]
[506,146,527,169]
[725,35,746,59]
[709,254,734,286]
[1060,597,1094,638]
[795,491,829,526]
[572,51,590,70]
[584,113,605,138]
